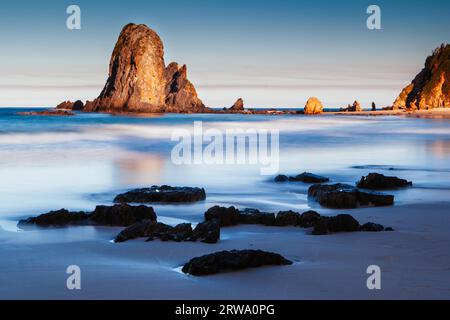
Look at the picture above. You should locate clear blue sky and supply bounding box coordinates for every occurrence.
[1,0,449,108]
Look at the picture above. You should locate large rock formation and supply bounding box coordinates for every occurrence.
[394,44,450,110]
[304,97,323,114]
[83,23,207,113]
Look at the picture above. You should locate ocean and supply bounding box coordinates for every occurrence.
[1,107,450,230]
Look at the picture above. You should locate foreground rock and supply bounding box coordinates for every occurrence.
[90,204,156,226]
[114,185,206,203]
[304,97,323,115]
[18,110,75,116]
[19,204,156,228]
[19,209,89,227]
[312,214,360,235]
[308,183,394,208]
[83,23,207,113]
[182,250,293,276]
[357,173,412,190]
[394,44,450,110]
[114,219,220,243]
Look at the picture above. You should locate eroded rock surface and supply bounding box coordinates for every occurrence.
[114,186,206,204]
[394,44,450,110]
[357,173,412,190]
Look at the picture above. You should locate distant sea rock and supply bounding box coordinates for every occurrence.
[229,98,244,111]
[394,44,450,110]
[304,97,323,115]
[56,100,84,111]
[82,23,208,113]
[341,100,362,112]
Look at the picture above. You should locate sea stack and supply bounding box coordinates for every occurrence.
[304,97,323,115]
[83,23,207,113]
[394,44,450,110]
[229,98,244,111]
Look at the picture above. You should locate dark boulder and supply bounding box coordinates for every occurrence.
[274,211,301,226]
[147,223,193,242]
[298,210,321,228]
[308,183,394,209]
[90,204,156,226]
[182,250,293,276]
[18,209,89,227]
[238,208,276,226]
[187,219,221,244]
[274,175,289,183]
[312,214,360,235]
[114,185,206,204]
[360,222,387,232]
[357,173,412,190]
[114,220,166,242]
[289,172,330,183]
[204,206,240,227]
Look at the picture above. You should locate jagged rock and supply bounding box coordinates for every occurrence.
[357,173,412,190]
[147,223,193,242]
[308,183,394,209]
[83,23,207,113]
[394,44,450,110]
[114,220,165,242]
[274,211,301,227]
[56,100,84,111]
[204,206,240,227]
[372,102,376,111]
[238,208,276,226]
[304,97,323,115]
[229,98,244,111]
[187,219,221,244]
[164,62,206,112]
[312,214,360,235]
[114,185,206,204]
[90,204,156,226]
[18,209,89,227]
[182,250,293,276]
[289,172,330,183]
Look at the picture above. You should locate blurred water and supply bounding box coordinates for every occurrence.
[1,108,450,228]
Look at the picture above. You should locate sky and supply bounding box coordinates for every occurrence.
[0,0,449,108]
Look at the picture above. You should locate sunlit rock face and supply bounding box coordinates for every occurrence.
[84,23,206,113]
[304,97,323,115]
[394,44,450,110]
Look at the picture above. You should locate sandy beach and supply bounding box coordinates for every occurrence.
[1,201,449,300]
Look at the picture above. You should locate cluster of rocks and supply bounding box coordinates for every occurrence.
[115,218,220,244]
[114,185,206,204]
[341,101,363,112]
[275,172,330,184]
[304,173,412,209]
[56,100,84,111]
[203,205,393,235]
[182,250,293,276]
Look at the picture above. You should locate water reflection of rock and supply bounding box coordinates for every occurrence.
[113,153,165,186]
[428,140,450,158]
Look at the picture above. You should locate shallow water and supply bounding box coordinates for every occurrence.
[1,108,450,229]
